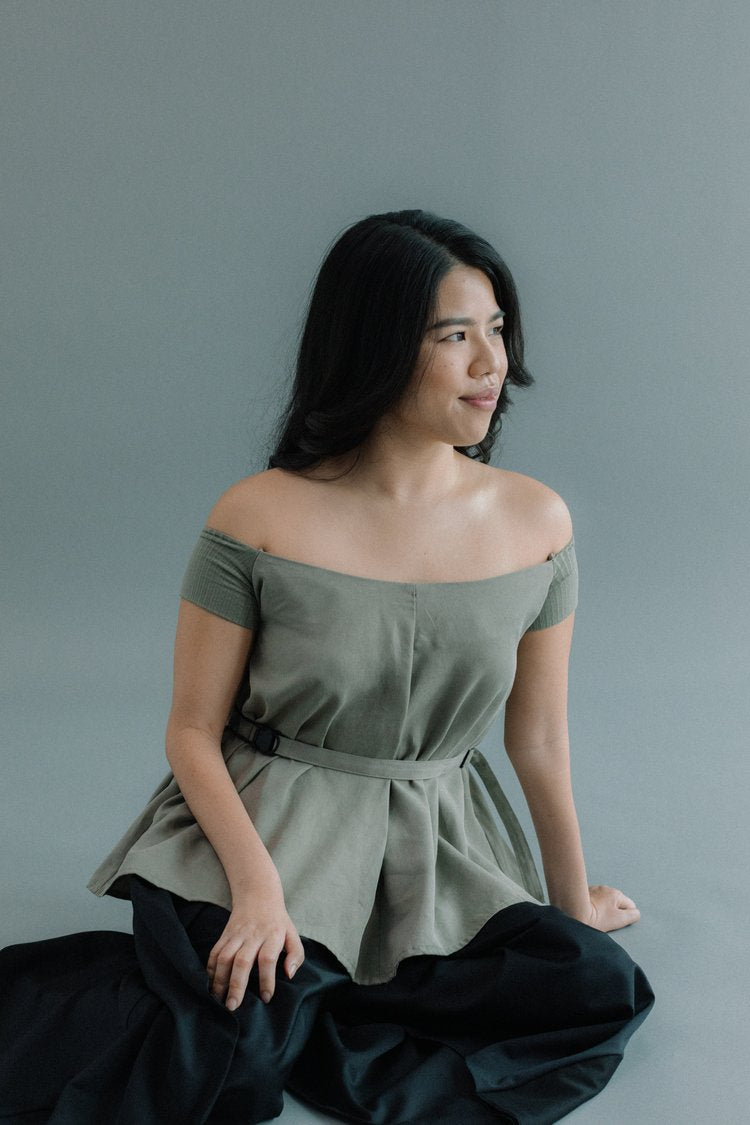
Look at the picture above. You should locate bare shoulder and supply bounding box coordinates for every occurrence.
[205,468,296,548]
[487,466,573,557]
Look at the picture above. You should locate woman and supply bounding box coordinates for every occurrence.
[0,209,653,1124]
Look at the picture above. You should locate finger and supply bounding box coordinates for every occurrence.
[256,934,287,1003]
[284,931,305,980]
[607,906,641,931]
[211,938,245,1002]
[617,893,637,909]
[207,932,236,981]
[207,940,228,996]
[206,942,222,983]
[225,945,259,1012]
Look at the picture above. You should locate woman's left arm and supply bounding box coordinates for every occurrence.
[504,612,641,932]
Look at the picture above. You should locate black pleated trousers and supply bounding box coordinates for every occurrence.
[0,878,653,1124]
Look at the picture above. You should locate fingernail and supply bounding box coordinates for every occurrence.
[261,990,271,1003]
[288,961,298,978]
[226,997,237,1011]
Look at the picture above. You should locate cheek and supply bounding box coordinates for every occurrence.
[421,349,456,383]
[418,367,455,407]
[409,358,443,398]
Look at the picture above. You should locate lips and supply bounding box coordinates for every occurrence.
[460,390,499,403]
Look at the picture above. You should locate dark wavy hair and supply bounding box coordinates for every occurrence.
[267,209,533,472]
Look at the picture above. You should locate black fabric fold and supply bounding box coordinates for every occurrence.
[0,882,653,1125]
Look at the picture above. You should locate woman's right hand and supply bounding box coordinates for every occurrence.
[165,596,307,1011]
[206,882,305,1011]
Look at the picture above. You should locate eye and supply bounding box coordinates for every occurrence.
[443,331,466,342]
[490,323,505,336]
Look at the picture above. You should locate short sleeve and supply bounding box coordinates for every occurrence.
[179,528,261,629]
[526,537,578,631]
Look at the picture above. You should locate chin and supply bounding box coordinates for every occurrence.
[460,423,493,445]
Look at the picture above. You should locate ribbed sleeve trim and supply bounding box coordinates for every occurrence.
[179,528,261,630]
[526,537,578,632]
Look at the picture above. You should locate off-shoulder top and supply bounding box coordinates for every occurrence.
[88,528,578,984]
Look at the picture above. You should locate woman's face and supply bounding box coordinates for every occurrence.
[386,265,508,449]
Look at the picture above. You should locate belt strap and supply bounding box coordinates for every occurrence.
[228,711,461,779]
[469,749,545,901]
[227,710,544,899]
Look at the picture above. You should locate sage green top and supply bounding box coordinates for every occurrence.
[88,527,578,985]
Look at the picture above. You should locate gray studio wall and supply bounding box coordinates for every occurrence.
[2,3,747,1122]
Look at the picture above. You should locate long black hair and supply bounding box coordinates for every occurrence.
[267,209,533,471]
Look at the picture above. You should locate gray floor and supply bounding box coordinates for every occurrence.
[2,667,746,1124]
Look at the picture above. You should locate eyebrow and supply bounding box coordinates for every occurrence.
[428,309,505,330]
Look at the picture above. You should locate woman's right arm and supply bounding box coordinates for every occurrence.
[165,597,304,1011]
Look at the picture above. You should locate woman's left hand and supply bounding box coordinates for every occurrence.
[586,885,641,931]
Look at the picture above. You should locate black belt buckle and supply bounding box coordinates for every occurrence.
[250,722,281,756]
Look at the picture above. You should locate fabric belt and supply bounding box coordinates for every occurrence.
[226,709,544,901]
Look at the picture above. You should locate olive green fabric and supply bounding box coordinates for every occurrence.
[88,528,578,984]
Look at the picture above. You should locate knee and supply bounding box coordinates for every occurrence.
[535,907,648,1018]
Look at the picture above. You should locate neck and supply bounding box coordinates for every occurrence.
[322,429,469,506]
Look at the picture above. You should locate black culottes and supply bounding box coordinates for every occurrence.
[0,878,654,1124]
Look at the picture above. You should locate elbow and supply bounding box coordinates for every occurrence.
[504,731,570,764]
[165,711,185,766]
[504,705,570,762]
[165,715,221,770]
[165,721,182,769]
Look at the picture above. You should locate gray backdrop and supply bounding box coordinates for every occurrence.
[2,2,747,1122]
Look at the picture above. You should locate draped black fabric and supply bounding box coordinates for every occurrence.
[0,880,653,1124]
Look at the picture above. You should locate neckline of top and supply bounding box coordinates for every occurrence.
[202,526,574,589]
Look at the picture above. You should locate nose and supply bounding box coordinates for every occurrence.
[468,333,505,379]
